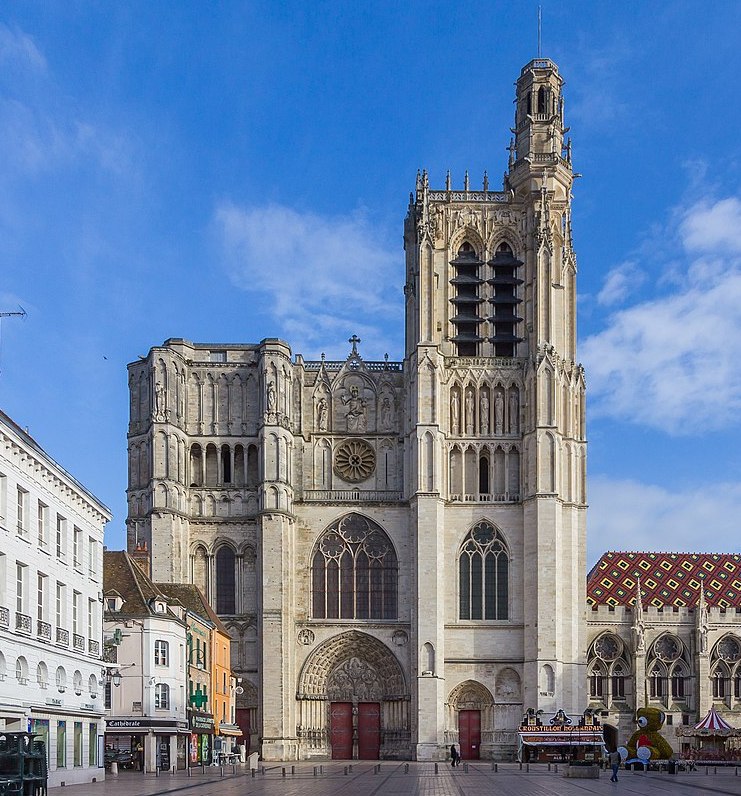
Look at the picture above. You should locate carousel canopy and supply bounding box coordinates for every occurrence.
[695,706,735,733]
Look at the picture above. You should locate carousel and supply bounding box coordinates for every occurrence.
[677,706,741,764]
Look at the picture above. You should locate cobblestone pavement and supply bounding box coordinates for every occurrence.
[52,762,741,796]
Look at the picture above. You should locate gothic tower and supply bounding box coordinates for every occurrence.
[404,57,586,758]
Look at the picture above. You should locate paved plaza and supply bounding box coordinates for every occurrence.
[53,762,741,796]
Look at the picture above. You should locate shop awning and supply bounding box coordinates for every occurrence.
[217,723,243,737]
[518,728,606,747]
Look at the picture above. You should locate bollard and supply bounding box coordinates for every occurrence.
[736,766,738,776]
[252,768,256,778]
[201,763,205,775]
[495,762,498,772]
[262,766,266,775]
[187,766,192,777]
[220,766,224,777]
[292,765,295,775]
[233,765,237,775]
[171,765,176,775]
[344,766,348,776]
[434,762,438,774]
[110,761,118,777]
[519,762,523,771]
[349,765,353,772]
[526,763,529,773]
[155,767,160,778]
[464,763,469,773]
[547,763,551,771]
[404,763,409,774]
[555,764,558,773]
[282,767,286,777]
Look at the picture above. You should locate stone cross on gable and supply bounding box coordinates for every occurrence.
[349,334,361,356]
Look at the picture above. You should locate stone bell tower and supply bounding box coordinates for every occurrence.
[404,57,586,759]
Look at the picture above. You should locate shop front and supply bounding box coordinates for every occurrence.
[189,712,215,765]
[105,718,189,773]
[517,724,606,763]
[215,720,243,762]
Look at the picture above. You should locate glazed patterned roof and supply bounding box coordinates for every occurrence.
[587,552,741,608]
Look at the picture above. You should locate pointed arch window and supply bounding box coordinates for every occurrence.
[215,546,236,614]
[459,521,508,620]
[311,513,397,620]
[649,663,667,699]
[589,663,605,699]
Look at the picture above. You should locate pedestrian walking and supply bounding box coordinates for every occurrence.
[609,748,621,782]
[450,744,460,767]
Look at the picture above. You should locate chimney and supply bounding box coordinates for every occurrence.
[131,540,150,577]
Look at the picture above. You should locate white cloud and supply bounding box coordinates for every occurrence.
[596,260,644,306]
[583,195,741,434]
[0,24,46,73]
[588,475,741,567]
[681,197,741,253]
[214,203,402,358]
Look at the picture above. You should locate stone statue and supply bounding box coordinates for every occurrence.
[317,398,328,431]
[342,386,367,432]
[266,380,276,412]
[451,391,460,435]
[381,397,393,431]
[508,391,518,433]
[465,390,474,435]
[480,392,489,435]
[495,392,504,435]
[154,381,166,419]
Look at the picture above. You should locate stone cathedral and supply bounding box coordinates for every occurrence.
[126,57,588,761]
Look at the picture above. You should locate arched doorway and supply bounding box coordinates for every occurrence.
[447,680,495,760]
[296,631,410,760]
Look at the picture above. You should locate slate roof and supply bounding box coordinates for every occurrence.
[103,550,180,618]
[587,552,741,609]
[156,582,229,634]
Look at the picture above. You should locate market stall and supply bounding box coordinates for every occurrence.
[677,707,741,764]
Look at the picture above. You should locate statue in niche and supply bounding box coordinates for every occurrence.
[342,386,367,432]
[266,380,276,412]
[317,397,328,431]
[465,390,474,435]
[495,392,504,435]
[154,382,166,419]
[480,392,489,435]
[508,391,519,434]
[380,397,393,431]
[451,391,460,435]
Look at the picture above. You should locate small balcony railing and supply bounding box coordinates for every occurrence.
[15,612,32,633]
[88,639,100,656]
[56,627,69,645]
[37,620,52,641]
[0,606,9,627]
[73,634,85,652]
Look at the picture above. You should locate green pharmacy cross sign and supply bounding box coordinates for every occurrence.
[190,690,207,709]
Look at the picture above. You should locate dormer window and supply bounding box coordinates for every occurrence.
[106,596,123,612]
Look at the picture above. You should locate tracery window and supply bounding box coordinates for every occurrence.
[458,521,508,620]
[649,664,667,699]
[671,664,686,700]
[215,546,236,614]
[589,664,605,699]
[311,513,397,620]
[611,663,626,699]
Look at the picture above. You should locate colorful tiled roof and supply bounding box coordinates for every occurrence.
[587,552,741,609]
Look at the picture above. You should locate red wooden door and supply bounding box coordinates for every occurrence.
[330,702,353,759]
[357,703,380,759]
[458,710,481,759]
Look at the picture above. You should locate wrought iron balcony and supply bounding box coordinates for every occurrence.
[15,612,31,633]
[37,620,52,641]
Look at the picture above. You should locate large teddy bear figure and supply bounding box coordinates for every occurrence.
[625,707,674,760]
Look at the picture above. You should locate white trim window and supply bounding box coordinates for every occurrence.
[154,640,169,666]
[154,683,170,710]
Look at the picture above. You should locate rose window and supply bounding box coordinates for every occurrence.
[594,634,621,662]
[334,439,376,483]
[654,635,681,662]
[717,636,741,661]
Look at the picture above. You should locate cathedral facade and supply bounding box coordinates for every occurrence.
[126,58,588,761]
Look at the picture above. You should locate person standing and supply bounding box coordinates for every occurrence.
[609,748,621,782]
[450,744,460,767]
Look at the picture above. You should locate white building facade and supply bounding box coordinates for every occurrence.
[103,550,189,772]
[0,409,110,787]
[127,57,587,761]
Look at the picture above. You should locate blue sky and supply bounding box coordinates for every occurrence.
[1,1,740,566]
